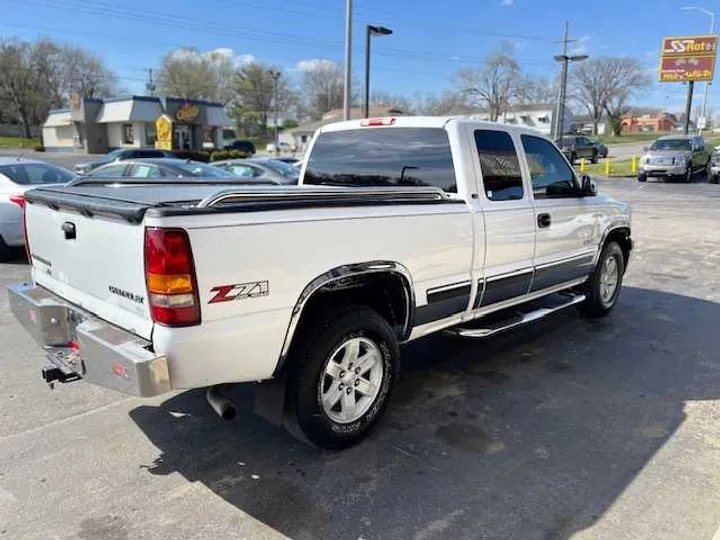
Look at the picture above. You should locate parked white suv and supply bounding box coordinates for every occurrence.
[9,117,632,449]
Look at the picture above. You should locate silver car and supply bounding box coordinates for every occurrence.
[638,135,710,183]
[212,158,300,185]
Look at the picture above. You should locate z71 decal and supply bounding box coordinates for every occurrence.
[208,281,270,303]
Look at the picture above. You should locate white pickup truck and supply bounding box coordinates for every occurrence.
[9,117,632,449]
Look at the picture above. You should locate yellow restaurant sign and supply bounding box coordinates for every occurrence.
[176,103,200,122]
[155,114,172,150]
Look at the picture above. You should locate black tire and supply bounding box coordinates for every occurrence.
[286,305,400,450]
[0,236,12,263]
[578,241,625,318]
[570,152,577,164]
[711,174,719,185]
[637,173,647,182]
[684,163,693,183]
[591,150,598,164]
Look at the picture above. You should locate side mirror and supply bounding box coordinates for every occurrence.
[581,174,597,196]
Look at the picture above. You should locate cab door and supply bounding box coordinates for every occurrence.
[518,133,600,292]
[465,127,536,309]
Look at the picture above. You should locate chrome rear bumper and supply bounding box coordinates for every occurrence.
[8,282,171,397]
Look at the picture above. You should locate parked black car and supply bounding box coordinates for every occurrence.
[223,140,256,155]
[556,135,599,164]
[73,148,171,174]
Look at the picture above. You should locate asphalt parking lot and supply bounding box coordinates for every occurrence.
[1,175,720,540]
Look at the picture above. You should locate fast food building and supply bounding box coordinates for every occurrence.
[42,95,233,153]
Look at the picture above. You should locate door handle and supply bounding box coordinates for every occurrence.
[537,213,551,228]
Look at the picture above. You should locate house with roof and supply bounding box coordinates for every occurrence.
[42,95,233,153]
[468,103,574,136]
[279,107,407,152]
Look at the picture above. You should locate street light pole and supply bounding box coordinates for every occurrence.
[364,25,393,118]
[682,6,715,133]
[343,0,353,121]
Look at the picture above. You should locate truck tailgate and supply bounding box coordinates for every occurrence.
[25,200,153,340]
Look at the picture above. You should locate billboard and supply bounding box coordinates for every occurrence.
[659,35,717,82]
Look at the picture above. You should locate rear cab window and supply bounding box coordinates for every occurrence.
[303,127,458,193]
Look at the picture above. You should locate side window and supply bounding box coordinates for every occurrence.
[474,130,524,202]
[137,150,165,158]
[229,165,255,177]
[521,135,579,199]
[129,165,161,178]
[89,164,128,177]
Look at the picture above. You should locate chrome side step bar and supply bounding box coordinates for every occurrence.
[446,292,586,339]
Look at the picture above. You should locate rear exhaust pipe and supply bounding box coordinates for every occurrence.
[206,386,237,421]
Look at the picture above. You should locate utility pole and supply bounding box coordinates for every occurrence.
[145,68,156,97]
[682,6,715,132]
[343,0,353,121]
[270,70,281,153]
[552,21,588,139]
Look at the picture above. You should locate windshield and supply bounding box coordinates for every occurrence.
[260,159,300,179]
[650,139,692,151]
[105,149,125,159]
[175,161,236,178]
[0,163,76,185]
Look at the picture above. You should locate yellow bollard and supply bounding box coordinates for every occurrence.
[631,155,637,174]
[605,157,611,176]
[580,158,586,173]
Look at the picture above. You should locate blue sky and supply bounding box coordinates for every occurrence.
[2,0,717,112]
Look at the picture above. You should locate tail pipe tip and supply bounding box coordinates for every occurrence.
[205,386,237,421]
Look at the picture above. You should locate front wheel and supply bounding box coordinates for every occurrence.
[591,151,598,164]
[684,164,693,183]
[579,241,625,318]
[637,173,647,182]
[710,174,719,185]
[286,306,400,450]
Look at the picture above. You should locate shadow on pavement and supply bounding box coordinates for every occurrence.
[129,286,720,540]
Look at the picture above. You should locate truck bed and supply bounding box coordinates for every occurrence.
[25,180,454,223]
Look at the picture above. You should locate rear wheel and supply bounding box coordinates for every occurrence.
[591,150,598,164]
[579,241,625,318]
[711,174,719,185]
[0,236,12,262]
[286,306,399,450]
[637,173,647,182]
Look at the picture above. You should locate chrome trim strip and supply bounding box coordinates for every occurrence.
[534,252,596,271]
[198,186,450,208]
[485,267,534,282]
[426,280,472,296]
[275,261,415,375]
[465,277,588,324]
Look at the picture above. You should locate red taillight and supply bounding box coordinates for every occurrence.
[144,227,201,327]
[361,117,396,127]
[21,201,31,263]
[9,194,25,208]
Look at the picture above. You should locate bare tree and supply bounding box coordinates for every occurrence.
[602,59,651,136]
[454,44,520,121]
[0,40,60,138]
[299,60,344,119]
[58,45,119,99]
[157,47,237,104]
[516,76,556,106]
[414,91,474,116]
[571,57,650,136]
[368,90,412,112]
[231,63,296,136]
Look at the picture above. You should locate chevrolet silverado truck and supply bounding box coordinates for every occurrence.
[8,117,632,450]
